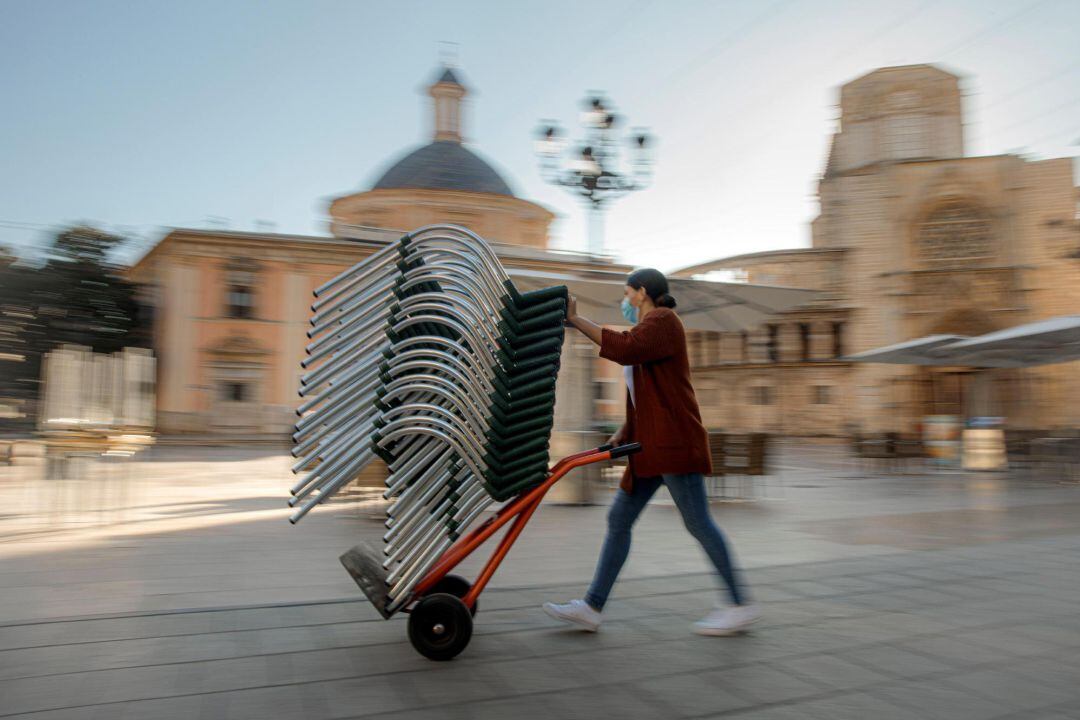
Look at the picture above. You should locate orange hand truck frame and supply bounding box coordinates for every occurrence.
[340,442,641,660]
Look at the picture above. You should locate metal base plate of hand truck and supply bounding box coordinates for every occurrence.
[339,541,394,619]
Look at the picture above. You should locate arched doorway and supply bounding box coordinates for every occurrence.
[915,308,1015,424]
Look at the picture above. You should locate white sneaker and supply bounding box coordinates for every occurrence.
[542,599,602,632]
[693,604,760,636]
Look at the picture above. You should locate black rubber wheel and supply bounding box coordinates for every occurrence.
[408,593,473,661]
[430,574,477,616]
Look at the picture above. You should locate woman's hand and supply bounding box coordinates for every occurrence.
[564,295,578,326]
[608,424,627,447]
[564,295,603,346]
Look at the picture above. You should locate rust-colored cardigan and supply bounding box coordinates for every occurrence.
[600,307,712,492]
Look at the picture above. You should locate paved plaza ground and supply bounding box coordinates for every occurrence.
[1,442,1079,719]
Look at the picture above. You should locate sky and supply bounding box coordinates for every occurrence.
[1,0,1078,272]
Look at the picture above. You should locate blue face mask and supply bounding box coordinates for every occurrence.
[620,297,638,324]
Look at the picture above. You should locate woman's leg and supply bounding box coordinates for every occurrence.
[583,476,662,611]
[664,472,747,606]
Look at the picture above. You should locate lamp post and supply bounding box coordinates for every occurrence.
[535,95,653,256]
[533,96,653,503]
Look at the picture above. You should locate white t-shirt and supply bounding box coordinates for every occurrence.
[623,365,635,406]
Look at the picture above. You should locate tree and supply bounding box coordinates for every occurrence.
[0,226,151,430]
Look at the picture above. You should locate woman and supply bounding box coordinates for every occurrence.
[543,268,758,636]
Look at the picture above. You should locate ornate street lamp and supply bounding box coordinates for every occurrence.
[535,94,653,256]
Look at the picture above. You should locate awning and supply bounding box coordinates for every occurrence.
[843,335,970,366]
[946,315,1080,368]
[506,267,818,333]
[845,316,1080,368]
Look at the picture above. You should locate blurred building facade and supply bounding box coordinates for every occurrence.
[129,66,625,442]
[676,65,1080,434]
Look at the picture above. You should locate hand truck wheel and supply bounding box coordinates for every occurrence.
[429,574,477,616]
[408,593,473,661]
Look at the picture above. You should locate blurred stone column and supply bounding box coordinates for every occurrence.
[547,336,599,504]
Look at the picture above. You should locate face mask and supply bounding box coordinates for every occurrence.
[620,296,638,324]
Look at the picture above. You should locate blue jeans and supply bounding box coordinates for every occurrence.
[584,473,747,611]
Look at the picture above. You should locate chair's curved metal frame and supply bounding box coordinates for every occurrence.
[291,224,580,613]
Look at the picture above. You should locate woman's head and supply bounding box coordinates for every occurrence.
[625,268,677,310]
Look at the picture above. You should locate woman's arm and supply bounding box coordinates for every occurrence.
[598,314,676,366]
[566,296,604,346]
[566,295,676,366]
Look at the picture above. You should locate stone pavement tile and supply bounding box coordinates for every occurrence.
[869,679,1008,720]
[741,566,812,585]
[1006,654,1080,693]
[925,567,994,584]
[963,577,1049,597]
[0,623,388,683]
[748,624,871,660]
[696,664,828,705]
[933,582,1007,601]
[617,573,716,597]
[1016,574,1080,596]
[365,695,561,720]
[788,691,925,720]
[763,598,872,623]
[898,566,966,583]
[741,602,861,634]
[771,654,892,691]
[701,704,809,720]
[834,645,953,679]
[781,580,841,598]
[882,587,968,607]
[940,667,1077,714]
[890,635,1006,669]
[545,683,680,720]
[860,573,924,589]
[1008,621,1080,649]
[951,626,1065,659]
[836,593,921,613]
[399,663,515,708]
[749,585,807,603]
[0,665,181,716]
[814,611,956,643]
[975,594,1080,619]
[818,575,893,594]
[319,673,431,718]
[632,671,754,718]
[558,637,736,687]
[619,589,716,616]
[921,604,1017,631]
[1000,705,1080,720]
[478,654,593,697]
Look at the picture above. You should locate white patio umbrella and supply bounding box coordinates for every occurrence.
[842,334,971,366]
[946,315,1080,368]
[506,267,818,332]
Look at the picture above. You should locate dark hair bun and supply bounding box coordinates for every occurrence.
[627,268,676,310]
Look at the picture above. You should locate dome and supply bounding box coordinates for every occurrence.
[372,140,515,197]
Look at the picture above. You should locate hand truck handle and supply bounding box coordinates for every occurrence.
[608,442,642,459]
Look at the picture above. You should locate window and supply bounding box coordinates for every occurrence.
[812,385,831,405]
[917,200,993,268]
[884,113,929,160]
[740,332,749,363]
[799,323,811,362]
[221,382,248,402]
[766,324,779,363]
[224,258,259,319]
[750,386,774,406]
[227,286,254,319]
[832,322,845,359]
[593,380,608,403]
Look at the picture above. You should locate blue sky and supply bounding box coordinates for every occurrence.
[1,0,1077,271]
